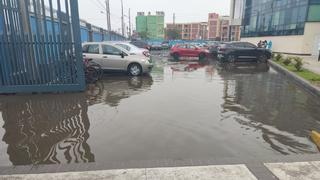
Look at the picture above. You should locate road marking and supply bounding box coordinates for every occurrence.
[265,161,320,180]
[0,165,257,180]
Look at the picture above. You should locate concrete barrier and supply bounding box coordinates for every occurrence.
[268,60,320,97]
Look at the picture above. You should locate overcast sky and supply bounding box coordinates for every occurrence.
[78,0,231,33]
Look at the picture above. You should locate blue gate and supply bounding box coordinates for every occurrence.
[0,0,85,93]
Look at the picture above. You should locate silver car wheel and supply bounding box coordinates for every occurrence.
[129,64,141,76]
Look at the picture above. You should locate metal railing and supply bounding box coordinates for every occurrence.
[0,0,85,93]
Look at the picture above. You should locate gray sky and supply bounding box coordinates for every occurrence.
[78,0,231,34]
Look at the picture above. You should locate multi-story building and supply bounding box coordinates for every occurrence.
[229,0,244,41]
[208,13,220,40]
[166,22,208,40]
[240,0,320,56]
[219,16,230,42]
[135,11,165,40]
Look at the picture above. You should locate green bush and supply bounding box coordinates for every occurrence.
[293,57,303,71]
[274,53,283,61]
[283,57,292,66]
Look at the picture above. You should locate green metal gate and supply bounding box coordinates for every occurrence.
[0,0,85,93]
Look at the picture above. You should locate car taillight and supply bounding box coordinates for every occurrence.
[143,51,150,57]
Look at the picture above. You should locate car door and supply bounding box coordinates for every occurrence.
[187,45,198,57]
[101,44,128,70]
[243,42,258,60]
[230,42,244,60]
[82,44,102,65]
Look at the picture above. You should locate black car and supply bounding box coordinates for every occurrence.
[217,42,272,63]
[208,41,224,57]
[130,40,151,50]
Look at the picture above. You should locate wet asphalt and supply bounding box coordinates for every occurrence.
[0,51,320,168]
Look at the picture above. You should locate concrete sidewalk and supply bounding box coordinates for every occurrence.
[1,162,320,180]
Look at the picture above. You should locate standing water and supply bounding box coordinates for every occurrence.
[0,57,320,167]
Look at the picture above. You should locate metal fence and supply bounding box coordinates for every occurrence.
[0,0,85,93]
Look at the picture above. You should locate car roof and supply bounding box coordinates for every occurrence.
[82,42,130,53]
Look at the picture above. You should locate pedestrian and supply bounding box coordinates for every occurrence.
[264,40,268,48]
[268,40,273,50]
[258,41,262,48]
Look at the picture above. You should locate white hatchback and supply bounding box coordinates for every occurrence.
[82,42,153,76]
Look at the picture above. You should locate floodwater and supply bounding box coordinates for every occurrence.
[0,54,320,167]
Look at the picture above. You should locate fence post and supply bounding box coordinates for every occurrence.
[70,0,85,90]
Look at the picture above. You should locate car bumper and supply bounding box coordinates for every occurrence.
[142,63,154,73]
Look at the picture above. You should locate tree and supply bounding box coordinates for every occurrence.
[166,28,181,40]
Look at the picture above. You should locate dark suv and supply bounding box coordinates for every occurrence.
[217,42,272,63]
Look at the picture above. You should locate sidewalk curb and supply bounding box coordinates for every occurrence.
[268,60,320,97]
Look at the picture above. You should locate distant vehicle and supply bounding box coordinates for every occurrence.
[130,40,151,50]
[110,41,150,57]
[149,42,163,50]
[170,44,210,61]
[161,41,170,49]
[82,42,153,76]
[217,42,272,63]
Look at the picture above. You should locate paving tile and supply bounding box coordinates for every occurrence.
[0,169,147,180]
[265,161,320,180]
[146,164,257,180]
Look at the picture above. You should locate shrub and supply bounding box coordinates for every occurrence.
[293,57,303,71]
[283,57,292,66]
[275,53,283,61]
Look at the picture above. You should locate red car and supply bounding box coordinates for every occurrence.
[170,44,210,61]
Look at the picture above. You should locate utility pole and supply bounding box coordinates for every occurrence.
[173,13,175,24]
[128,8,131,39]
[105,0,112,40]
[121,0,125,36]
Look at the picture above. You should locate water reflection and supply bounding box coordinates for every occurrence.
[86,75,153,107]
[218,63,320,154]
[0,94,94,166]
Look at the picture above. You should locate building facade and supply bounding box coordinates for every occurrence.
[240,0,320,55]
[136,12,165,40]
[219,16,230,41]
[229,0,244,41]
[208,13,220,40]
[166,22,208,40]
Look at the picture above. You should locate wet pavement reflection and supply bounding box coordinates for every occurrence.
[0,52,320,167]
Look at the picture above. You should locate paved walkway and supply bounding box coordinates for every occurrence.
[1,162,320,180]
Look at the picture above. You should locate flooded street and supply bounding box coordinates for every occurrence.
[1,52,320,167]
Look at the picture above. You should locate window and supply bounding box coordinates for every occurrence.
[244,42,257,48]
[83,44,99,54]
[102,45,122,55]
[241,0,309,37]
[308,5,320,22]
[116,44,131,51]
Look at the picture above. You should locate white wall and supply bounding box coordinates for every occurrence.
[241,22,320,55]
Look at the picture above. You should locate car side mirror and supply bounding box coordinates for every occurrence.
[120,52,125,58]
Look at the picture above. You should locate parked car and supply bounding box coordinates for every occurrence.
[161,41,170,49]
[170,44,210,61]
[217,42,272,63]
[82,42,153,76]
[149,42,163,50]
[130,40,151,50]
[208,41,223,57]
[109,41,150,57]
